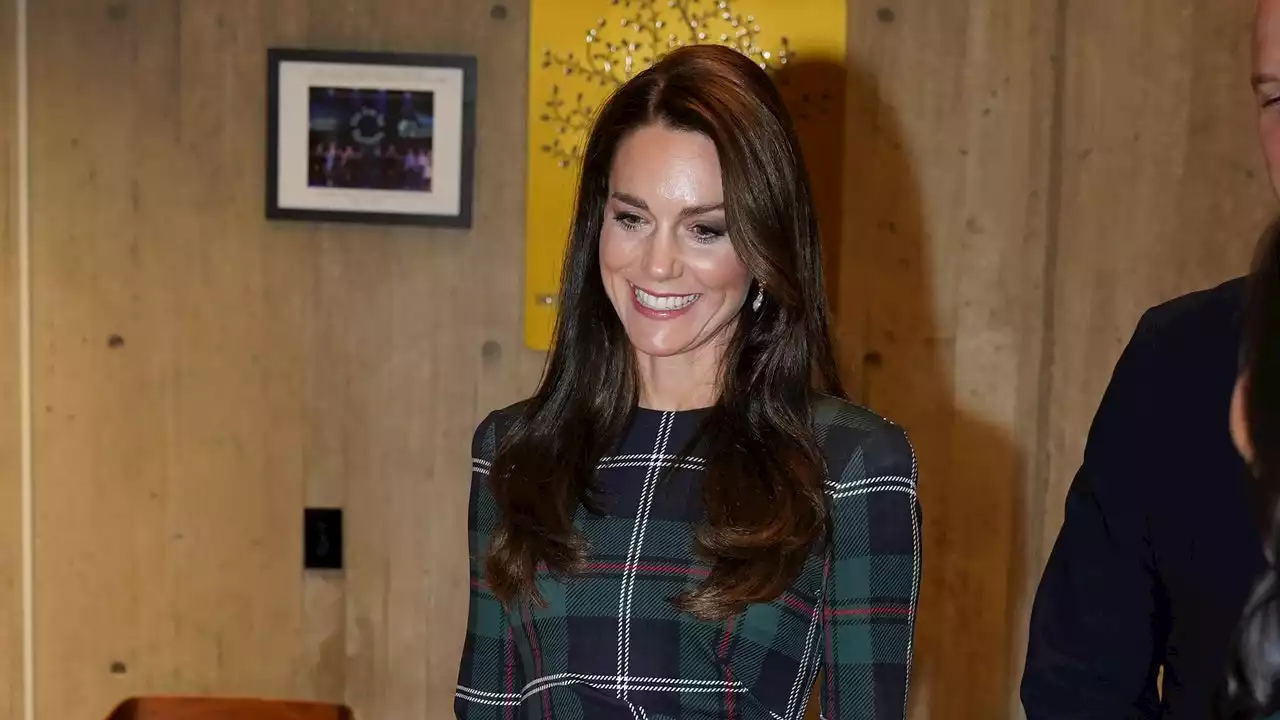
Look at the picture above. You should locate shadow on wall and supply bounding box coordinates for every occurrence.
[777,56,1028,719]
[774,55,848,310]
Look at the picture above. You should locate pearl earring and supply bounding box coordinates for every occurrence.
[752,286,764,312]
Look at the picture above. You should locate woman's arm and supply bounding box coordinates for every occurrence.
[817,419,921,720]
[454,412,525,718]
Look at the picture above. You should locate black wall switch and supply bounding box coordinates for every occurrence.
[304,507,344,570]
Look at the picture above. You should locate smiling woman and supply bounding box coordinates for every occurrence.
[455,44,922,720]
[599,125,750,374]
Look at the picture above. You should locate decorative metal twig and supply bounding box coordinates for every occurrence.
[537,0,795,168]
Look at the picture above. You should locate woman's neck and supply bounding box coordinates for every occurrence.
[634,347,720,411]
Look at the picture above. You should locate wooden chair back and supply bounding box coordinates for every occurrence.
[104,696,353,720]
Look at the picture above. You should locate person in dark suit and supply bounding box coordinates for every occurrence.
[1020,276,1265,717]
[1020,1,1280,716]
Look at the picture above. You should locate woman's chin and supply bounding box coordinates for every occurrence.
[624,334,692,359]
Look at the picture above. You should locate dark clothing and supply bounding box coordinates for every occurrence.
[1022,277,1267,718]
[456,395,921,719]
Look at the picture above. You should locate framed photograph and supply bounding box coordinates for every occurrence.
[266,48,477,228]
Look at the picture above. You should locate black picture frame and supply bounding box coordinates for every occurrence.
[265,48,477,228]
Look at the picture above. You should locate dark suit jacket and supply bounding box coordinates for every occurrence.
[1021,277,1267,718]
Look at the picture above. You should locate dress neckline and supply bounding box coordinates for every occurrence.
[633,405,714,416]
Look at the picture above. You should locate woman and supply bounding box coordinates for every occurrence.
[1218,220,1280,720]
[455,44,921,719]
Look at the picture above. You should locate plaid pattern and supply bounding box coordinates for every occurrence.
[455,395,921,719]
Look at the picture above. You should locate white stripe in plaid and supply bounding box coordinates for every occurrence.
[456,394,920,719]
[616,411,674,712]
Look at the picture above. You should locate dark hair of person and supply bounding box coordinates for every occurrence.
[483,44,845,621]
[1218,216,1280,718]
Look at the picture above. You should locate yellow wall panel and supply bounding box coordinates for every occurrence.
[524,0,846,350]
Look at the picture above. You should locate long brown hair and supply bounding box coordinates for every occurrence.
[1219,218,1280,718]
[485,44,844,621]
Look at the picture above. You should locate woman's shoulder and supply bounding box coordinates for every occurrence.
[810,392,917,489]
[470,398,534,459]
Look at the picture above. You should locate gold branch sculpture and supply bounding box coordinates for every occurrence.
[537,0,794,168]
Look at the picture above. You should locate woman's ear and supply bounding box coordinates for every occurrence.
[1231,372,1256,468]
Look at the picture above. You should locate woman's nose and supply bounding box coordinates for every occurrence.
[642,230,682,280]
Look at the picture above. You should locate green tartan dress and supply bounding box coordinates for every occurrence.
[455,395,921,719]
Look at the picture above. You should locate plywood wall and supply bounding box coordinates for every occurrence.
[25,1,542,718]
[0,0,25,717]
[1044,0,1275,546]
[840,0,1274,718]
[839,2,1057,716]
[7,1,1276,719]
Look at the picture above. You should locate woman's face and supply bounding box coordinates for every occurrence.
[598,124,752,361]
[1232,373,1256,467]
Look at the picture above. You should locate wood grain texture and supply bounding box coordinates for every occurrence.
[28,1,540,719]
[839,0,1274,718]
[1041,0,1275,554]
[839,1,1057,716]
[30,2,310,715]
[0,0,23,717]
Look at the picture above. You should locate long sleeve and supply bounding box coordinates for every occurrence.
[455,412,526,719]
[1020,469,1161,718]
[818,420,921,720]
[1020,315,1167,719]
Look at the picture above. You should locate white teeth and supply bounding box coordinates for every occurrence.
[633,286,699,311]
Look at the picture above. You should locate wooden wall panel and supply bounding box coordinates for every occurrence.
[840,1,1057,716]
[0,0,24,717]
[838,0,1275,717]
[20,0,1278,719]
[29,2,310,716]
[28,1,540,719]
[1042,0,1275,551]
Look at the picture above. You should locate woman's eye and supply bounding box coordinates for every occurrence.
[613,212,645,230]
[691,224,726,243]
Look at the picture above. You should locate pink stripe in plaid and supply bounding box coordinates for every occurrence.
[504,623,516,720]
[832,606,913,617]
[522,598,550,720]
[720,617,737,718]
[822,554,836,716]
[780,594,813,615]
